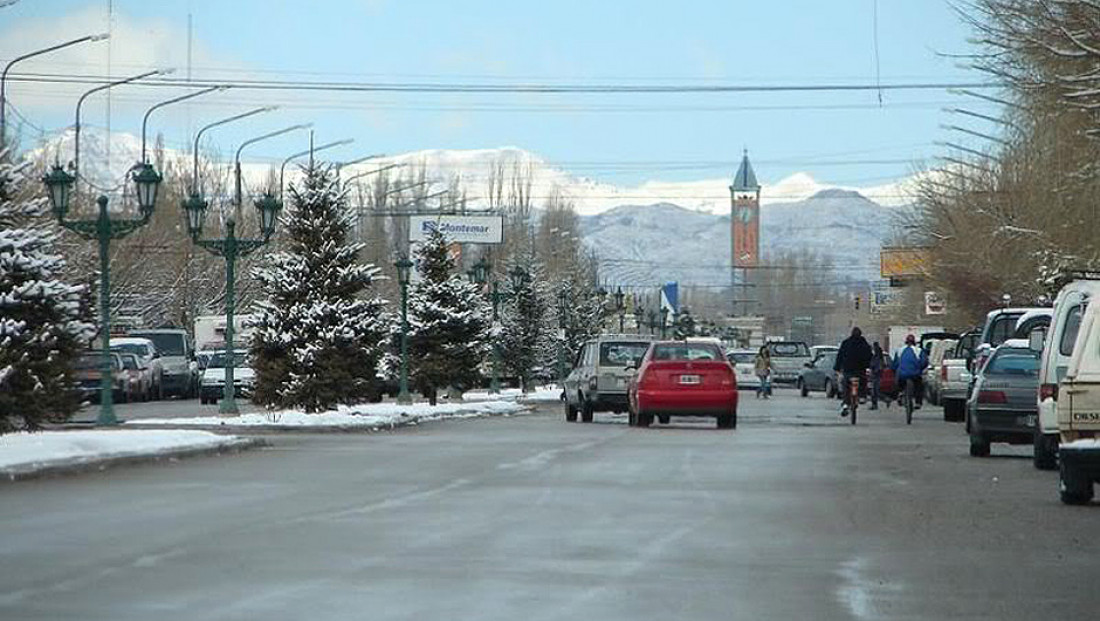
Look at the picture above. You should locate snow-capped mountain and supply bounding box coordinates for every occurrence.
[582,189,902,287]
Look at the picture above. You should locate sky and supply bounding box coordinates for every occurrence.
[0,0,991,198]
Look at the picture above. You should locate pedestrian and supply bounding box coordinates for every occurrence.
[869,341,887,410]
[754,345,772,399]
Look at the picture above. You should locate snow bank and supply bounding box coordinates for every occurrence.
[126,400,526,429]
[463,386,563,404]
[0,430,242,472]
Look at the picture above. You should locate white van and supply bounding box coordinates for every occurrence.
[1034,280,1100,471]
[1051,293,1100,503]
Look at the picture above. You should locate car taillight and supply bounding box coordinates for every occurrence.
[720,366,735,387]
[940,363,948,382]
[978,390,1007,404]
[1040,383,1058,402]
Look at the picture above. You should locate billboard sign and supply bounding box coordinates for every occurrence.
[408,215,504,244]
[880,247,931,279]
[924,291,946,315]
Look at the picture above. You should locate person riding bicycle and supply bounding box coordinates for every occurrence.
[833,327,873,417]
[892,334,929,409]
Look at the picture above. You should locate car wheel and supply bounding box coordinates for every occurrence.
[580,399,594,423]
[1033,432,1058,471]
[825,380,835,399]
[1059,461,1094,505]
[799,380,809,398]
[717,414,734,429]
[943,400,964,422]
[658,415,670,425]
[565,399,578,422]
[969,435,991,458]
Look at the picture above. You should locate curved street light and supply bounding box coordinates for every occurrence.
[190,106,276,194]
[279,138,354,200]
[141,85,228,163]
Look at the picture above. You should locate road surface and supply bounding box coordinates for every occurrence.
[2,391,1096,620]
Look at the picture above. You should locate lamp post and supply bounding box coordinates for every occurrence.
[279,138,354,200]
[557,287,569,387]
[508,266,531,391]
[633,298,645,335]
[614,287,625,333]
[647,309,657,336]
[2,33,109,155]
[466,257,500,392]
[182,114,292,415]
[659,307,669,339]
[395,256,414,405]
[41,73,163,426]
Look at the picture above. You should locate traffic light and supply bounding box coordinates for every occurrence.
[855,295,862,311]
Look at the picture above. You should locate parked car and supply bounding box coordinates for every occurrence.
[809,345,838,360]
[971,308,1047,379]
[199,350,254,405]
[938,329,979,422]
[798,350,839,397]
[726,349,759,391]
[117,352,153,402]
[1034,279,1100,471]
[765,341,812,385]
[129,328,197,398]
[1014,309,1052,340]
[966,340,1040,457]
[562,335,654,422]
[627,341,738,429]
[922,338,957,406]
[1051,295,1100,503]
[72,352,127,403]
[109,337,164,399]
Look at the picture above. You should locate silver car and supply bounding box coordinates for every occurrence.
[967,339,1040,457]
[563,335,654,422]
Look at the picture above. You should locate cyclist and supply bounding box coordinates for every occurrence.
[892,334,929,410]
[869,341,887,410]
[833,327,872,417]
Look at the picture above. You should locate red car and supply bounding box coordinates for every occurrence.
[628,341,739,429]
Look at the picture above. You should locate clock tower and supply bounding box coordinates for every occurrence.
[730,150,761,315]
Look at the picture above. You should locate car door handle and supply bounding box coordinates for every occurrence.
[1064,389,1087,395]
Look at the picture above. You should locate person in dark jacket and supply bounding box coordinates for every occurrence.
[833,327,873,416]
[869,341,887,410]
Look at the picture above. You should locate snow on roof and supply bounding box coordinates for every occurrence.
[1014,309,1053,330]
[109,337,155,345]
[999,338,1033,350]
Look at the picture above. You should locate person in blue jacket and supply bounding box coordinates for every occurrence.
[892,334,929,408]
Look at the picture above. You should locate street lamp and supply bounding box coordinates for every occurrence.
[614,287,625,333]
[141,86,227,164]
[466,257,502,393]
[659,307,669,339]
[557,287,569,387]
[1,33,109,155]
[646,309,657,336]
[395,256,414,405]
[183,114,295,415]
[42,72,163,426]
[279,138,354,201]
[633,298,645,335]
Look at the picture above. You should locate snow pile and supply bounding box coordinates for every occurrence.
[126,400,525,428]
[0,430,242,472]
[463,386,564,404]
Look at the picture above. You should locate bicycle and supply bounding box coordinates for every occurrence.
[844,373,859,425]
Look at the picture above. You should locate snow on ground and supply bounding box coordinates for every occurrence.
[462,385,564,404]
[0,430,243,473]
[126,400,526,428]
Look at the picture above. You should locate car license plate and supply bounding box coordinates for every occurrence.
[1072,412,1100,423]
[1019,415,1037,427]
[679,375,701,385]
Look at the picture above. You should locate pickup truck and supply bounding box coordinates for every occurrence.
[1053,299,1100,504]
[937,330,979,422]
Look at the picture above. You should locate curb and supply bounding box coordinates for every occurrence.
[119,405,534,435]
[1,436,268,483]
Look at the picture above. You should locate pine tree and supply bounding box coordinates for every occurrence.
[543,277,607,381]
[250,163,392,413]
[404,228,491,403]
[500,255,547,391]
[0,156,92,433]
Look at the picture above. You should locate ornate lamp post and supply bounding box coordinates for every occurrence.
[508,265,531,391]
[466,257,500,392]
[659,307,670,339]
[394,256,414,405]
[633,297,645,335]
[41,72,164,426]
[614,287,626,333]
[182,112,295,415]
[557,287,569,386]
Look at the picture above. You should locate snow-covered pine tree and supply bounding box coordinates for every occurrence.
[249,163,392,413]
[500,255,547,391]
[542,277,606,382]
[0,155,92,433]
[404,228,491,403]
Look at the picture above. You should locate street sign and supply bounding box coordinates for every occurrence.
[409,214,504,244]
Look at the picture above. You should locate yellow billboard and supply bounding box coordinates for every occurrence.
[881,247,931,278]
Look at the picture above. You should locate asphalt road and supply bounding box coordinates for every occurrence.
[3,390,1097,620]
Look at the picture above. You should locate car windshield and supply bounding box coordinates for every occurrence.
[652,344,722,361]
[986,349,1040,376]
[111,343,149,356]
[768,343,809,357]
[120,355,139,371]
[74,355,101,370]
[728,353,755,364]
[131,332,186,356]
[206,352,249,368]
[599,342,650,367]
[817,353,837,368]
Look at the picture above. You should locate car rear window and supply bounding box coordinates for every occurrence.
[728,353,755,364]
[652,344,722,361]
[987,314,1022,347]
[768,342,809,357]
[817,353,837,368]
[985,349,1039,376]
[599,342,650,367]
[1059,304,1084,356]
[131,332,186,356]
[111,343,149,356]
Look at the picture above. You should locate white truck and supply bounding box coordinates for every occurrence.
[193,314,256,353]
[1049,295,1100,503]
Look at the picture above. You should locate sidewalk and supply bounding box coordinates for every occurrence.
[0,429,264,481]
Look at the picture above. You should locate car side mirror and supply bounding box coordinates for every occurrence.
[1029,329,1046,353]
[803,362,813,368]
